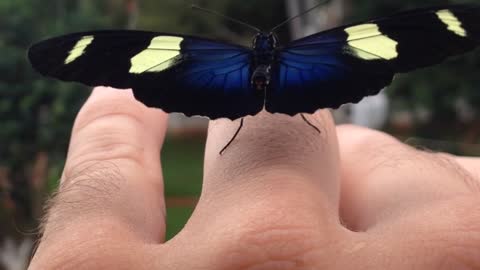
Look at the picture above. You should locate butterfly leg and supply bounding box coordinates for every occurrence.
[220,118,244,155]
[301,114,321,134]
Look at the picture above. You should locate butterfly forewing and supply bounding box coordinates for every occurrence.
[29,5,480,120]
[266,5,480,116]
[28,30,263,120]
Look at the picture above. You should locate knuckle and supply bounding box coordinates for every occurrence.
[73,92,146,134]
[337,124,402,155]
[68,132,146,170]
[67,105,150,171]
[210,209,342,270]
[216,225,325,270]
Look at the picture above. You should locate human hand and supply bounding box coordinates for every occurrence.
[29,87,480,270]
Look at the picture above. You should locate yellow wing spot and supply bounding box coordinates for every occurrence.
[129,36,184,74]
[65,36,94,64]
[345,24,398,60]
[436,10,467,37]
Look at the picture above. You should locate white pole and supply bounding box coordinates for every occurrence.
[285,0,304,39]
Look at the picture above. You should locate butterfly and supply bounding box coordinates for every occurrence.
[28,4,479,152]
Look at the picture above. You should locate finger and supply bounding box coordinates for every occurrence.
[337,125,478,231]
[179,110,343,257]
[44,87,168,244]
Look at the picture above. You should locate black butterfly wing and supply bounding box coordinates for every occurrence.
[28,30,262,120]
[266,5,480,116]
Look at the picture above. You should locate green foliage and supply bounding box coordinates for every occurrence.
[166,207,194,240]
[162,136,204,196]
[136,0,288,45]
[0,0,126,232]
[0,0,122,165]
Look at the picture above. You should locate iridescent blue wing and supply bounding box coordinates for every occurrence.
[28,30,262,120]
[266,5,480,116]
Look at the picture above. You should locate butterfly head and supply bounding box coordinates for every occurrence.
[252,33,278,51]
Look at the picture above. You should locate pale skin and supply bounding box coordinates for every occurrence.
[29,86,480,269]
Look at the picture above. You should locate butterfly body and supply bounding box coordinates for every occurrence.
[28,5,480,120]
[251,33,278,91]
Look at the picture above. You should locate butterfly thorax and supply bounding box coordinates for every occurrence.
[251,33,278,91]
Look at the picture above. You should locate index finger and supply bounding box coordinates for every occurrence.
[31,87,168,268]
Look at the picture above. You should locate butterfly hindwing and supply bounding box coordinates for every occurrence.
[266,5,480,116]
[28,30,263,120]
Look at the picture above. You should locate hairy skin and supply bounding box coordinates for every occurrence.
[29,87,480,270]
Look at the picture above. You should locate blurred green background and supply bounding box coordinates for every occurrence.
[0,0,479,268]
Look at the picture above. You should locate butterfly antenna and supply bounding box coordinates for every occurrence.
[270,0,331,32]
[191,4,262,33]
